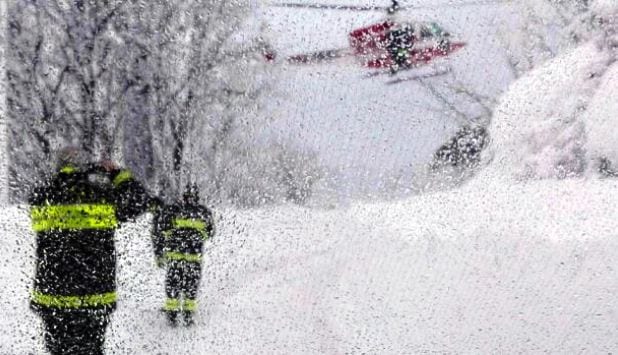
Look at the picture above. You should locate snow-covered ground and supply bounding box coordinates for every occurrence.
[1,176,617,354]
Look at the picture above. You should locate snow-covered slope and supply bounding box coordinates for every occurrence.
[485,3,618,181]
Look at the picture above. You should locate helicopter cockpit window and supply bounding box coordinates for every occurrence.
[428,22,448,37]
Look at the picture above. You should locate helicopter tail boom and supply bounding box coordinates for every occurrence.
[286,48,353,64]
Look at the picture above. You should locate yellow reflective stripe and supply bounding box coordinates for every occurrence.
[163,298,197,311]
[183,299,197,312]
[60,165,78,174]
[173,218,205,231]
[164,298,181,311]
[31,291,116,309]
[165,251,202,263]
[113,170,133,186]
[172,218,209,239]
[31,204,118,232]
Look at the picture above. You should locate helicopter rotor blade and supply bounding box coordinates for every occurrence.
[396,0,513,11]
[272,3,390,11]
[272,0,512,12]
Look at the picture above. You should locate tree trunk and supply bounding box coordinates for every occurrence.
[0,0,7,204]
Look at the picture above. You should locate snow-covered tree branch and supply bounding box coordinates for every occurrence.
[499,0,597,78]
[7,0,134,197]
[121,0,279,203]
[6,0,322,205]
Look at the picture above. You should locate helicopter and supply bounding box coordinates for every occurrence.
[266,0,510,79]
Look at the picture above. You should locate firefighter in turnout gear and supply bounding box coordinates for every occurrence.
[28,147,157,355]
[153,184,214,326]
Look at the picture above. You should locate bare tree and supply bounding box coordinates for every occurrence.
[499,0,596,78]
[6,0,136,198]
[124,0,275,202]
[0,0,7,204]
[413,73,493,190]
[7,0,319,205]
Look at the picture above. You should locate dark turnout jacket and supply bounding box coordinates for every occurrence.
[28,164,153,313]
[153,201,214,264]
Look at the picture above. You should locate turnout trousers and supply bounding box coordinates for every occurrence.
[39,308,110,355]
[164,260,202,324]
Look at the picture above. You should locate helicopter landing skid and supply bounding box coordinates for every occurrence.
[385,66,451,85]
[364,64,450,79]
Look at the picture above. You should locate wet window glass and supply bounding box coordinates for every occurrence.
[1,0,616,354]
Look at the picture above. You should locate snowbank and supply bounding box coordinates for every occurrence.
[484,0,618,182]
[584,62,618,166]
[486,39,617,181]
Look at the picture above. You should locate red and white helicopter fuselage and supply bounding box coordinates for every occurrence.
[284,20,465,72]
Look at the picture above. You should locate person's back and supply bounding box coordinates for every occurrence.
[31,165,119,311]
[153,184,214,326]
[163,201,212,260]
[29,151,153,354]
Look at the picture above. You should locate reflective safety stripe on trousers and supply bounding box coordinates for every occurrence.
[31,204,118,232]
[164,298,197,312]
[31,291,116,309]
[165,251,202,263]
[170,218,209,239]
